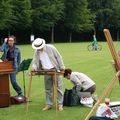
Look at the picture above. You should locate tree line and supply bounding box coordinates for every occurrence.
[0,0,120,43]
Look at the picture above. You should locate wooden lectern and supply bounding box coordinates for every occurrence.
[0,61,14,107]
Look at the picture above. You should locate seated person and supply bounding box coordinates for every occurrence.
[64,68,96,94]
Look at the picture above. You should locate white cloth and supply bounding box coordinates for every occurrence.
[39,50,54,69]
[96,104,118,119]
[70,72,95,91]
[80,96,94,107]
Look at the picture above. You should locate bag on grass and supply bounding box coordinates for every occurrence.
[89,116,114,120]
[63,88,80,106]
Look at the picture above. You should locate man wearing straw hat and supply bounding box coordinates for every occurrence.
[31,38,65,111]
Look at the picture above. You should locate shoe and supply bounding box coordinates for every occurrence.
[42,105,52,111]
[58,105,63,111]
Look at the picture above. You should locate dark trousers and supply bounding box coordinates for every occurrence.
[84,85,96,94]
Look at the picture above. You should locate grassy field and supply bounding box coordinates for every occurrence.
[0,42,120,120]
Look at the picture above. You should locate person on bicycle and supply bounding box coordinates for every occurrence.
[92,34,97,50]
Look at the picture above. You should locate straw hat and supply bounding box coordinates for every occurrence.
[32,38,45,50]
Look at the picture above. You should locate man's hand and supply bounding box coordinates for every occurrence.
[4,38,8,43]
[29,68,36,76]
[59,69,65,74]
[31,68,36,72]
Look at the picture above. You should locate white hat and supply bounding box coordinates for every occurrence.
[32,38,45,50]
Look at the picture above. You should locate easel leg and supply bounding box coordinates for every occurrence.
[52,76,55,104]
[52,73,58,112]
[26,73,32,111]
[27,73,32,102]
[85,71,120,120]
[23,71,26,97]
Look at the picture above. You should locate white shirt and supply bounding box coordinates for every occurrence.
[70,72,95,91]
[39,50,54,69]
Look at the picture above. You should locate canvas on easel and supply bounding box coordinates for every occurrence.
[85,29,120,120]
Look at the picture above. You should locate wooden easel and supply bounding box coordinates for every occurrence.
[85,29,120,120]
[27,70,64,112]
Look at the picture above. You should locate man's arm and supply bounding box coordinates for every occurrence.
[0,42,7,52]
[31,50,42,71]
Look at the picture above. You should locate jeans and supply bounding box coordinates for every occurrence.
[10,73,23,96]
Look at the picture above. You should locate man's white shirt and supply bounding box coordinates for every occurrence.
[39,50,54,69]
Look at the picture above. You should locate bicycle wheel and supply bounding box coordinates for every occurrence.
[97,44,102,51]
[87,45,94,51]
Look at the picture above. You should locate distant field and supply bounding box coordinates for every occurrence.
[0,42,120,120]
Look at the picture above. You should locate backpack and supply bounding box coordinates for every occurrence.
[63,88,80,106]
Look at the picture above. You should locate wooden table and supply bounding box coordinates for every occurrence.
[27,70,64,111]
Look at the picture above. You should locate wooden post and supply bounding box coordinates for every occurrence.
[27,72,32,102]
[53,72,58,112]
[104,29,120,70]
[23,71,26,97]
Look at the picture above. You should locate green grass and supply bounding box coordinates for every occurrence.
[1,42,120,120]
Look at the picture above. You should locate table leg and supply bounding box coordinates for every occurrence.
[52,73,58,112]
[27,73,32,102]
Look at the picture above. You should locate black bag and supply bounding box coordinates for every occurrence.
[63,88,80,106]
[89,116,114,120]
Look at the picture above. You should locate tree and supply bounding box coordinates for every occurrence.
[88,0,117,30]
[88,0,120,40]
[0,0,13,30]
[11,0,32,30]
[112,0,120,40]
[31,0,65,42]
[64,0,94,42]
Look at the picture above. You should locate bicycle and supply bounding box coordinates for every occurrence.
[87,44,102,51]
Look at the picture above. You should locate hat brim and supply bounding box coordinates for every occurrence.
[32,39,45,50]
